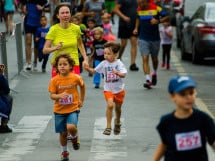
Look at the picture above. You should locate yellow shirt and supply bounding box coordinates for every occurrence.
[48,73,84,114]
[46,23,81,65]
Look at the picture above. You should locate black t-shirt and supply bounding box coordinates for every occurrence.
[21,0,47,5]
[117,0,137,28]
[157,108,215,161]
[93,39,107,61]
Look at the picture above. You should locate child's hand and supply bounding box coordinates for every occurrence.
[78,100,83,108]
[59,91,69,99]
[112,68,119,75]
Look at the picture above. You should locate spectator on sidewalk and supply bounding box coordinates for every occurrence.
[133,0,168,89]
[0,64,13,133]
[43,3,88,77]
[113,0,139,71]
[84,41,127,136]
[21,0,49,71]
[48,53,86,161]
[152,75,215,161]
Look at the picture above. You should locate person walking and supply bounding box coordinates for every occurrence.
[102,13,116,41]
[35,15,50,73]
[152,75,215,161]
[43,3,88,77]
[91,27,107,88]
[113,0,139,71]
[133,0,168,89]
[48,53,86,161]
[159,19,173,70]
[84,41,127,135]
[0,64,13,133]
[21,0,49,71]
[104,0,116,24]
[2,0,17,35]
[82,0,105,27]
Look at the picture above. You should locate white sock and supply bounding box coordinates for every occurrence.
[61,145,67,152]
[67,134,77,140]
[146,74,151,81]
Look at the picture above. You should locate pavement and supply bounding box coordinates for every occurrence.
[0,13,215,161]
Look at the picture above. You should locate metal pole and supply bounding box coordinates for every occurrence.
[15,22,24,74]
[0,32,9,79]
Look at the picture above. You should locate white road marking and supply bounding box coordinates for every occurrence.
[89,117,127,161]
[0,115,52,161]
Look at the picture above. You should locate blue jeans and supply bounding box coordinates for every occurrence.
[93,60,102,86]
[54,110,80,133]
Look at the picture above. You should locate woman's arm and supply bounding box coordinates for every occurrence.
[77,37,88,68]
[43,39,62,54]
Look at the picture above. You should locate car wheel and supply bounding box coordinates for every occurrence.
[180,37,188,60]
[192,42,203,64]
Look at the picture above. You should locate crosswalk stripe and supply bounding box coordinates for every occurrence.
[88,117,127,161]
[0,115,52,161]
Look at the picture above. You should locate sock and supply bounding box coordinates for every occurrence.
[146,74,151,81]
[67,134,77,140]
[61,145,67,152]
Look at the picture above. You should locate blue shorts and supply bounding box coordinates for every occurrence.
[54,110,80,133]
[138,39,160,57]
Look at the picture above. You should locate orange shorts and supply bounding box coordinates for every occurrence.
[104,90,125,104]
[51,66,80,77]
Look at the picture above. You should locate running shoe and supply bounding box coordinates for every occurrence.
[152,73,157,86]
[129,63,139,71]
[68,136,80,150]
[0,125,12,133]
[60,151,69,161]
[25,64,31,70]
[33,62,37,71]
[143,80,152,89]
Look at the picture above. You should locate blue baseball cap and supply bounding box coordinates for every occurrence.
[168,75,196,93]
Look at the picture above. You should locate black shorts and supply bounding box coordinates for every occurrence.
[24,24,38,35]
[117,24,137,39]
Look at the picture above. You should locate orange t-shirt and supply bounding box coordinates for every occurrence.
[48,73,84,114]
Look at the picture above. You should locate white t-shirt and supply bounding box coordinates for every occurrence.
[95,59,127,94]
[159,26,173,45]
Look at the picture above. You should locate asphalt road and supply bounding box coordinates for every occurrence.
[0,12,215,161]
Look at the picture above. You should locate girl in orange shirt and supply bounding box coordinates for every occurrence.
[48,53,86,161]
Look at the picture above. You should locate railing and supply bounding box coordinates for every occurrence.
[0,22,24,80]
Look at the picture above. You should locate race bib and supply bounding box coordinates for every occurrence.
[59,95,73,105]
[175,130,202,151]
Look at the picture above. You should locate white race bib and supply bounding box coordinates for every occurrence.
[59,95,73,105]
[175,130,202,151]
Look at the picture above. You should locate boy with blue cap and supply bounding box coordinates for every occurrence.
[152,75,215,161]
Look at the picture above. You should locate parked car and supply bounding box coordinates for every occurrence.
[180,2,215,64]
[175,0,213,48]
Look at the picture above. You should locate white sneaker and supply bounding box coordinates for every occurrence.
[33,62,37,71]
[25,64,32,70]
